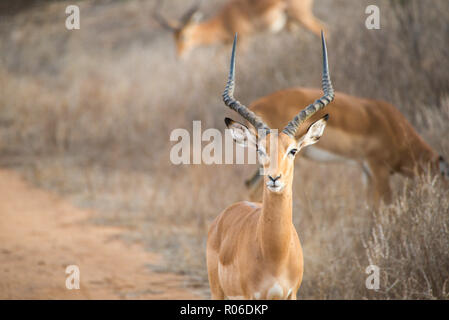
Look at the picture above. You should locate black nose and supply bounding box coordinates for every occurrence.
[268,175,281,182]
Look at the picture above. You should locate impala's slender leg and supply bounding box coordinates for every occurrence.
[287,0,326,36]
[361,161,373,208]
[288,292,297,300]
[296,13,326,37]
[367,161,393,208]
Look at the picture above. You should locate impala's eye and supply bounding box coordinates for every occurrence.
[289,149,298,156]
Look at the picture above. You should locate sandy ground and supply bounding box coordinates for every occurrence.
[0,169,200,299]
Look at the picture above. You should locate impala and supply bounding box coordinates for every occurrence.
[244,89,449,207]
[206,32,334,300]
[154,0,326,57]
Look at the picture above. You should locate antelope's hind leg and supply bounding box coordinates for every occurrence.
[286,0,326,36]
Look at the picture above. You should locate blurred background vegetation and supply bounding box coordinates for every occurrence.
[0,0,448,299]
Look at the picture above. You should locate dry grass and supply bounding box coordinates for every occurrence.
[0,0,448,299]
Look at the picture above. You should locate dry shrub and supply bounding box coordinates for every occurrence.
[364,176,449,299]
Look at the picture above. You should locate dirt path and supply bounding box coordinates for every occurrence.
[0,169,201,299]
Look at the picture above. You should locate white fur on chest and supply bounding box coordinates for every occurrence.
[269,12,287,33]
[255,277,295,300]
[267,282,284,299]
[219,264,295,300]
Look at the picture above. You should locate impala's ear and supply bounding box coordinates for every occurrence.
[190,11,204,23]
[189,11,203,24]
[225,118,257,149]
[297,114,329,149]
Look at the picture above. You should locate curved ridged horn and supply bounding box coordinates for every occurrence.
[283,31,334,137]
[222,34,271,134]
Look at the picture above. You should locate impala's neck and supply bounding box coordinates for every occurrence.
[258,182,293,263]
[190,17,230,47]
